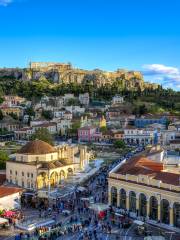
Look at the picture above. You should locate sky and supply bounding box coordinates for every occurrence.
[0,0,180,90]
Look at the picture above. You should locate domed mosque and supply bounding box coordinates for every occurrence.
[6,140,89,190]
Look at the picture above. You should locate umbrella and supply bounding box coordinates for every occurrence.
[88,203,109,212]
[2,210,15,218]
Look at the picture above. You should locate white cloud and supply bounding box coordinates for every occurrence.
[142,64,180,90]
[0,0,13,6]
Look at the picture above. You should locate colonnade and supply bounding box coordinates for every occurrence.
[37,168,74,189]
[109,187,180,228]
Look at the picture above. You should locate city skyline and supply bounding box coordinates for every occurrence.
[0,0,180,90]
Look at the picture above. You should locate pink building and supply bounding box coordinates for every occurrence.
[78,126,97,142]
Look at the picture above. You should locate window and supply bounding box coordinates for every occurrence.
[36,157,39,161]
[10,170,12,175]
[21,156,23,161]
[22,180,24,188]
[22,171,24,176]
[15,171,17,176]
[27,172,30,178]
[31,173,33,178]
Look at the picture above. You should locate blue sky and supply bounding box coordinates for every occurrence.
[0,0,180,90]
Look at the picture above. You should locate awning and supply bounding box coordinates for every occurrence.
[0,217,8,225]
[77,186,87,192]
[88,203,109,212]
[133,220,145,226]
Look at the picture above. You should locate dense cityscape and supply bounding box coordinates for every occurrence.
[0,62,179,239]
[0,0,180,239]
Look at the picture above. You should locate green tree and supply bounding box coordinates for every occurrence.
[0,151,9,169]
[0,109,3,120]
[68,121,81,136]
[31,128,54,145]
[100,126,107,132]
[114,140,125,149]
[42,110,53,120]
[25,107,35,117]
[9,112,18,120]
[66,98,80,106]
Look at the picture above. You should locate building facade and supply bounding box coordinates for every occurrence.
[6,140,89,191]
[123,127,157,145]
[135,116,167,128]
[108,155,180,228]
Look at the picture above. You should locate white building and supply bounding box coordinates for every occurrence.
[79,93,89,106]
[123,127,155,145]
[0,186,22,210]
[32,122,57,134]
[15,127,34,140]
[159,130,176,146]
[65,106,85,115]
[111,95,124,105]
[56,119,72,135]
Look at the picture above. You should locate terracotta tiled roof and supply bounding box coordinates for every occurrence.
[0,186,22,198]
[18,140,56,155]
[115,156,180,186]
[41,160,64,169]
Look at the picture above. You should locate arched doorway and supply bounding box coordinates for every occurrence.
[161,199,170,224]
[59,170,66,183]
[129,191,136,213]
[37,172,48,189]
[173,203,180,227]
[111,187,117,207]
[67,168,73,176]
[150,196,158,220]
[50,172,58,187]
[139,193,147,217]
[119,189,126,209]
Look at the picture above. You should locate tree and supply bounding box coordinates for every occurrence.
[0,151,9,169]
[114,140,125,149]
[100,126,107,132]
[139,104,148,115]
[42,110,53,120]
[25,107,35,117]
[31,128,54,145]
[68,121,81,136]
[0,109,3,120]
[66,98,80,106]
[9,112,18,120]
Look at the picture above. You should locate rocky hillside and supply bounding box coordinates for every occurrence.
[0,63,159,91]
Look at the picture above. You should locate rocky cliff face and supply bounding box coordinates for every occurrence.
[0,64,159,91]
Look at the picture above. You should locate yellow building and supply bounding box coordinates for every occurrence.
[1,107,23,118]
[108,154,180,228]
[99,115,107,128]
[6,140,88,191]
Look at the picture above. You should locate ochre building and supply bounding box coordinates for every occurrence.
[6,140,88,191]
[108,155,180,228]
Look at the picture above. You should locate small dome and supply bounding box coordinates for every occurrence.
[18,140,56,155]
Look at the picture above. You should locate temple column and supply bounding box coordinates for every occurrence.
[108,190,111,205]
[126,192,129,211]
[146,197,150,218]
[158,203,161,222]
[136,193,140,216]
[170,203,174,226]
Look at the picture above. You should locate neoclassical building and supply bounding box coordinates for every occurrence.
[6,140,89,191]
[108,154,180,228]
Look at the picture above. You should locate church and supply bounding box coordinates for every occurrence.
[6,140,89,190]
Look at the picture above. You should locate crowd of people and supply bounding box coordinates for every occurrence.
[14,147,144,240]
